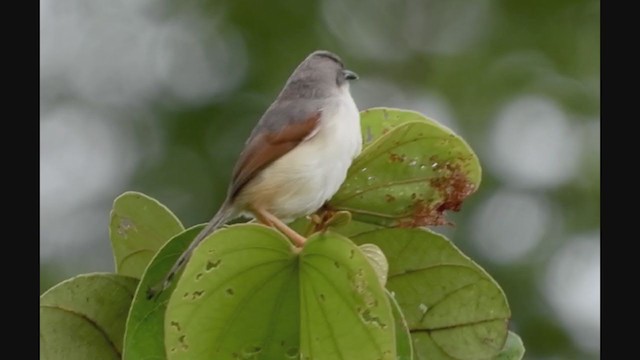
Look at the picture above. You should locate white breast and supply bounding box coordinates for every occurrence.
[247,87,362,221]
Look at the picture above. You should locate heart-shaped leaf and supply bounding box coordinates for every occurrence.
[110,191,184,278]
[330,108,482,228]
[352,228,510,360]
[40,273,139,359]
[164,224,396,360]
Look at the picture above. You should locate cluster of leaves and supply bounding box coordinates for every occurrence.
[40,108,525,360]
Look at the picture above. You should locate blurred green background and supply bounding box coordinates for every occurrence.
[40,0,599,358]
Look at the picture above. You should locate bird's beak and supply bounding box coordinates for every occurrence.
[343,69,359,81]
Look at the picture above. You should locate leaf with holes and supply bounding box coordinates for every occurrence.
[352,228,511,360]
[330,107,481,228]
[40,273,139,359]
[110,191,184,278]
[165,224,396,360]
[123,225,205,360]
[299,232,396,359]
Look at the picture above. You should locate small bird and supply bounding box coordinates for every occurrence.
[148,50,362,298]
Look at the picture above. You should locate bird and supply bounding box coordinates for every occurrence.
[147,50,362,299]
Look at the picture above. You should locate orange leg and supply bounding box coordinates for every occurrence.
[252,208,307,247]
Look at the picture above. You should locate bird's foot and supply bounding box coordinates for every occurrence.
[253,207,308,248]
[310,208,352,233]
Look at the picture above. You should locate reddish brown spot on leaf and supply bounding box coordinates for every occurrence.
[396,160,476,228]
[397,200,449,227]
[389,153,406,163]
[385,194,396,203]
[430,161,476,212]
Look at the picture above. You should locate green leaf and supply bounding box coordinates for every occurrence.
[330,108,482,228]
[40,273,139,360]
[492,332,525,360]
[411,331,525,360]
[288,217,383,239]
[388,291,414,360]
[164,224,396,360]
[110,191,185,278]
[123,225,205,360]
[164,225,298,360]
[360,107,446,147]
[352,228,510,360]
[299,232,396,360]
[335,219,385,237]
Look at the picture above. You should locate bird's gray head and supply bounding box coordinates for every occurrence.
[280,50,358,99]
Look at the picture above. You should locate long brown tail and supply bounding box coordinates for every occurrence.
[147,202,234,299]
